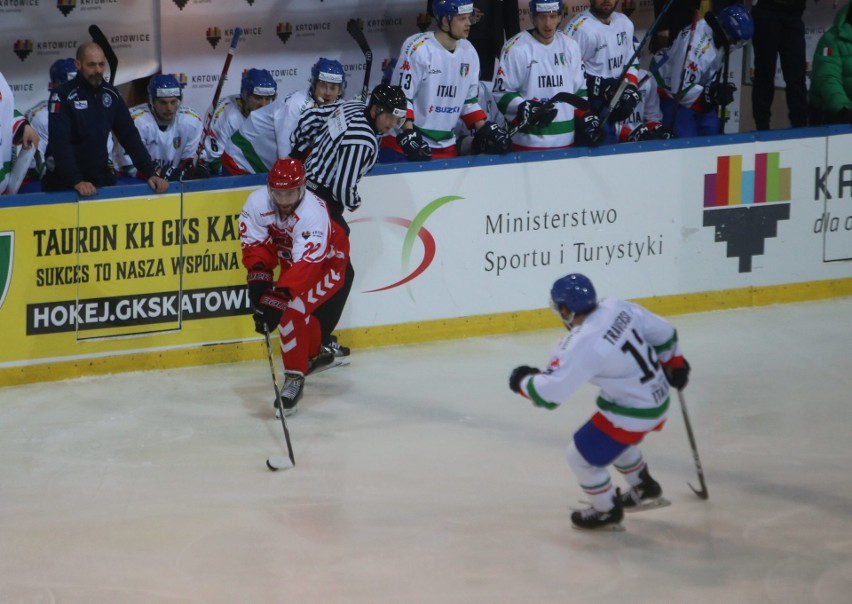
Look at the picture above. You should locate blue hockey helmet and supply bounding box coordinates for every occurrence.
[147,74,182,102]
[49,58,77,88]
[432,0,475,24]
[550,273,598,325]
[715,3,754,47]
[240,68,277,100]
[311,58,346,91]
[528,0,563,17]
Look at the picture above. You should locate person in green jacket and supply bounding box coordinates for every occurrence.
[810,2,852,124]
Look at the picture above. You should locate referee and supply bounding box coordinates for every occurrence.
[290,83,407,358]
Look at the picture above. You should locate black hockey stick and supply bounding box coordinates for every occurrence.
[194,27,241,168]
[677,390,708,500]
[598,0,677,124]
[718,45,731,134]
[346,19,373,101]
[89,25,117,85]
[263,324,295,471]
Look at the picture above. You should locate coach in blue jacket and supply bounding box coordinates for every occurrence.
[42,42,168,196]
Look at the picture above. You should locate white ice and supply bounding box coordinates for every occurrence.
[1,299,852,603]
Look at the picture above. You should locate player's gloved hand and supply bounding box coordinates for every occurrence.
[662,356,691,390]
[833,107,852,123]
[187,160,210,180]
[702,82,737,109]
[473,121,511,154]
[397,129,432,161]
[509,365,540,393]
[516,99,558,129]
[256,290,289,334]
[627,122,675,142]
[607,83,641,123]
[577,112,604,147]
[247,269,274,333]
[160,165,186,182]
[587,75,620,101]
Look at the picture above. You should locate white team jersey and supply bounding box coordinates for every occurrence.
[239,186,334,270]
[115,103,203,175]
[228,89,316,174]
[493,31,587,150]
[615,69,663,141]
[26,100,49,159]
[391,32,485,150]
[651,20,723,108]
[203,94,245,164]
[564,11,639,82]
[520,298,681,434]
[1,72,27,194]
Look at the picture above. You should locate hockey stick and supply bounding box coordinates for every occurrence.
[668,9,701,131]
[346,19,373,101]
[718,45,731,134]
[88,25,117,86]
[677,390,708,500]
[194,27,241,168]
[507,92,590,137]
[263,324,295,471]
[598,0,677,123]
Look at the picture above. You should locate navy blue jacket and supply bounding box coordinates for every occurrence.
[43,73,156,190]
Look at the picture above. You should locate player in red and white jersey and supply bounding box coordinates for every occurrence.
[239,158,349,415]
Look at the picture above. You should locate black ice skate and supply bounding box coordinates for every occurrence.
[621,467,671,512]
[307,345,336,375]
[274,372,304,417]
[571,489,624,531]
[327,335,351,364]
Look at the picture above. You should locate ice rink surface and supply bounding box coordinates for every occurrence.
[2,298,852,603]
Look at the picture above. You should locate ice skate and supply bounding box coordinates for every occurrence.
[621,468,671,513]
[307,345,336,375]
[273,372,304,418]
[327,335,351,364]
[571,489,625,531]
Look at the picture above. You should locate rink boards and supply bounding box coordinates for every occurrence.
[1,127,851,385]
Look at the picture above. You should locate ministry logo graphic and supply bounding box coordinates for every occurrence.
[703,152,792,272]
[56,0,75,17]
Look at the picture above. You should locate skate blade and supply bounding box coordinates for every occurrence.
[625,497,671,513]
[571,522,626,532]
[274,406,299,419]
[307,357,349,376]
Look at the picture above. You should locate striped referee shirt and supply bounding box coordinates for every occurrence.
[290,100,380,212]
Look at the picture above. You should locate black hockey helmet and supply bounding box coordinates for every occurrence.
[368,83,407,118]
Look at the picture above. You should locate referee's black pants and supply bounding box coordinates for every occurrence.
[308,185,355,346]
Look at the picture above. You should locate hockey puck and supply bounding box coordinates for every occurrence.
[266,455,293,471]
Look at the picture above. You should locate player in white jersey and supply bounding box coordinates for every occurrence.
[0,71,39,194]
[27,58,76,166]
[203,68,277,175]
[564,0,641,144]
[650,4,754,137]
[509,274,691,531]
[222,58,345,176]
[493,0,601,150]
[240,159,349,415]
[381,0,510,162]
[115,74,206,181]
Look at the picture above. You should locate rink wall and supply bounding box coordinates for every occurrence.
[2,126,852,386]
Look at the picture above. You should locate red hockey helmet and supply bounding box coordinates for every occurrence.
[268,159,306,190]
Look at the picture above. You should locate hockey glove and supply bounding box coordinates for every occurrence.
[587,76,620,102]
[473,121,512,155]
[186,160,210,180]
[255,290,289,334]
[516,99,558,129]
[627,122,675,142]
[702,82,737,110]
[247,269,273,332]
[607,83,641,124]
[662,356,691,391]
[577,113,604,147]
[509,365,540,393]
[397,129,433,161]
